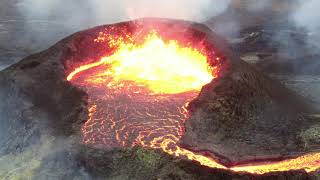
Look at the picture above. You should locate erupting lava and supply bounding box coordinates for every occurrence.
[67,31,213,94]
[67,28,320,174]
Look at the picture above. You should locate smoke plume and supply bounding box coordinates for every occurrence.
[293,0,320,51]
[16,0,231,33]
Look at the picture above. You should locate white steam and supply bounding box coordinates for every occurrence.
[124,0,230,21]
[293,0,320,32]
[15,0,320,58]
[14,0,231,52]
[245,0,271,12]
[292,0,320,52]
[17,0,231,30]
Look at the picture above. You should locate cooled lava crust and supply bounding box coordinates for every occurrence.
[62,18,320,174]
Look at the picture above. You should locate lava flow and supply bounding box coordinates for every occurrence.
[67,29,320,174]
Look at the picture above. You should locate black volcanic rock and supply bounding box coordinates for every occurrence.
[0,18,318,179]
[182,42,320,164]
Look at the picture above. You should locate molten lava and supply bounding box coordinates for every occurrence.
[68,31,213,94]
[67,29,320,174]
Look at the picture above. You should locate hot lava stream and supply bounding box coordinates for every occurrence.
[67,30,320,174]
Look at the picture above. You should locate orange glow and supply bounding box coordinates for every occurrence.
[67,30,320,175]
[67,61,104,81]
[231,152,320,174]
[68,32,213,94]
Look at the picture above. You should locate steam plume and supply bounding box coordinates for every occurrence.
[17,0,231,31]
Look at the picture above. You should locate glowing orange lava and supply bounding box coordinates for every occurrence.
[67,30,320,174]
[68,31,214,94]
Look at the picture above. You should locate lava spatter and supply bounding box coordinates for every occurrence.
[67,29,320,174]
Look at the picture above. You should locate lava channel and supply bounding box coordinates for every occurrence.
[67,30,320,174]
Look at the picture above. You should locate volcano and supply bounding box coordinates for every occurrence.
[0,18,319,179]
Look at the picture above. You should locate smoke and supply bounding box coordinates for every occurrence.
[16,0,231,35]
[293,0,320,32]
[13,0,320,60]
[124,0,230,21]
[292,0,320,52]
[245,0,272,12]
[289,0,320,108]
[13,0,231,54]
[267,0,320,66]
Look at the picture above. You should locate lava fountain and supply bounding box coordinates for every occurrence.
[66,21,320,175]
